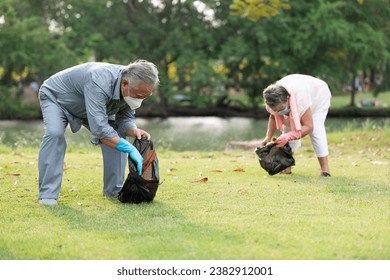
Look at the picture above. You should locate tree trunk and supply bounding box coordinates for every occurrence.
[158,60,169,116]
[349,73,357,107]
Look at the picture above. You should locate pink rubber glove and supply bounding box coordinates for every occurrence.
[275,131,301,147]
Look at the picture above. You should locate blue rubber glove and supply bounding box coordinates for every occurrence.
[115,138,143,175]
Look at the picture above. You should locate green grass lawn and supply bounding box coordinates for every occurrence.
[0,129,389,260]
[331,91,390,108]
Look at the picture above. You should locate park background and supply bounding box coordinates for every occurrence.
[0,0,389,262]
[0,0,390,118]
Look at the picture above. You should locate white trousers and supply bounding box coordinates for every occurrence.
[284,111,329,158]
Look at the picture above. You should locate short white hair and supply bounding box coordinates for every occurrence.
[122,59,159,88]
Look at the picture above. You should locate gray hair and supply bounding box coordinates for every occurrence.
[263,84,289,109]
[122,59,159,89]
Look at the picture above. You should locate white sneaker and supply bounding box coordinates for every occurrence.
[38,199,57,205]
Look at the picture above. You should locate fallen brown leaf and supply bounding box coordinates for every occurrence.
[192,177,208,183]
[211,170,223,172]
[233,168,245,172]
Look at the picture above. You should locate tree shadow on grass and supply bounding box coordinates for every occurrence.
[41,199,248,260]
[271,173,389,196]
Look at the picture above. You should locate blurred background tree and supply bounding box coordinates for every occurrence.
[0,0,389,118]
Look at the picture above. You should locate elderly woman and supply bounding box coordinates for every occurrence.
[261,74,332,177]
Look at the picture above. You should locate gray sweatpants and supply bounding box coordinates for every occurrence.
[38,94,126,200]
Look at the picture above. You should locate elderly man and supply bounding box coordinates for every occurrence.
[38,60,159,205]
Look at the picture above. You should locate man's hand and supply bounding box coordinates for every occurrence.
[127,127,151,140]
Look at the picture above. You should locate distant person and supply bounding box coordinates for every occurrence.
[38,60,159,205]
[363,77,370,92]
[30,81,40,92]
[260,74,331,177]
[354,76,362,92]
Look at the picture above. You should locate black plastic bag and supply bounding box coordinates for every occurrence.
[255,143,295,175]
[118,138,160,204]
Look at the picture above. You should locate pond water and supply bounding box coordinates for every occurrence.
[0,117,388,151]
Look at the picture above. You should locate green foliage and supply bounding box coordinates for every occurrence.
[0,0,389,116]
[0,0,78,84]
[0,129,389,259]
[266,1,386,78]
[0,86,41,119]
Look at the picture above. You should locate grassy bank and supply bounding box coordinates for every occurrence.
[0,129,389,260]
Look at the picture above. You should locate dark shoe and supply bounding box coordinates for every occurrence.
[321,172,331,177]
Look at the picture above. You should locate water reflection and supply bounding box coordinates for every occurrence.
[136,117,267,151]
[0,117,388,151]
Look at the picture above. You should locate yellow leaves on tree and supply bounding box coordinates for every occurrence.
[230,0,291,21]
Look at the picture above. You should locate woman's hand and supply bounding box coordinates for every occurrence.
[260,137,272,147]
[275,131,301,147]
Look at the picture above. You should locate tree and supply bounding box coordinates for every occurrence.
[41,0,225,112]
[1,0,389,116]
[206,0,293,108]
[229,0,389,107]
[0,0,77,86]
[284,0,387,106]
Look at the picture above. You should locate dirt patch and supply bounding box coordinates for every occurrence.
[225,140,260,151]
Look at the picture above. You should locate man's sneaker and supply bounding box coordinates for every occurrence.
[38,199,57,205]
[321,172,331,177]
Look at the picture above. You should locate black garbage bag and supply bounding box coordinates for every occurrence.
[255,142,295,175]
[118,138,160,204]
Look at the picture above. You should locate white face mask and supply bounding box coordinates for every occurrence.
[124,96,143,110]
